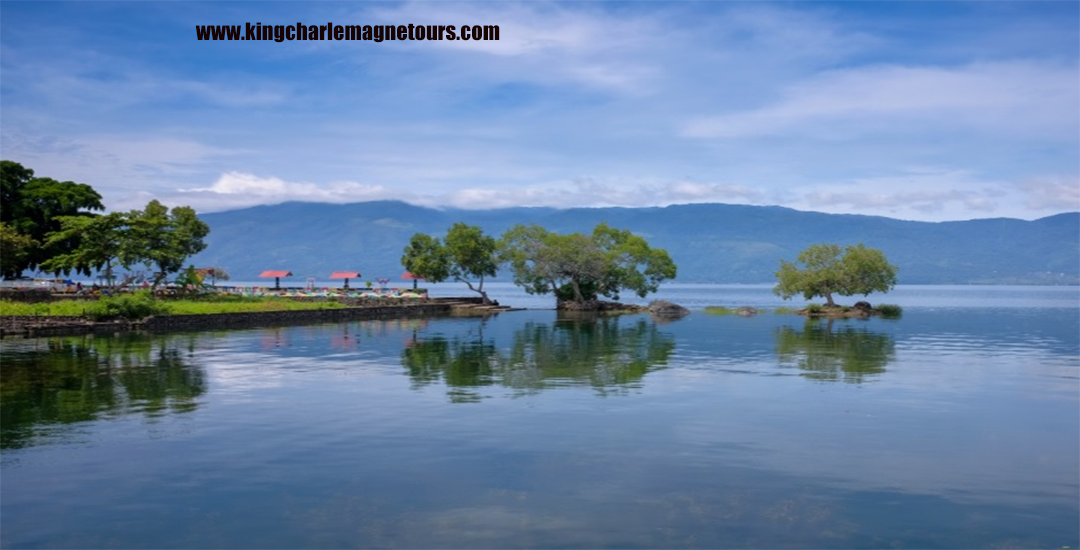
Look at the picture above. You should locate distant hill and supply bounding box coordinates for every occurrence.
[189,201,1080,285]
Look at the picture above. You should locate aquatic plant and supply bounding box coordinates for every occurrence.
[876,303,903,318]
[704,306,738,315]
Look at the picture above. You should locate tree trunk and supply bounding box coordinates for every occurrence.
[461,277,492,305]
[571,280,584,304]
[824,292,835,307]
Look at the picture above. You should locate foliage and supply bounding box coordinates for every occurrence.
[805,303,824,314]
[0,222,37,277]
[173,265,210,293]
[703,306,738,315]
[774,243,898,307]
[0,160,105,277]
[500,223,677,306]
[122,200,210,288]
[1,162,211,286]
[163,297,345,314]
[876,304,903,318]
[401,233,450,282]
[39,213,127,281]
[86,291,171,321]
[401,223,498,304]
[30,201,209,287]
[0,295,346,317]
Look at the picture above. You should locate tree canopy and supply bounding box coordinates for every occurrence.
[1,160,105,277]
[773,243,898,306]
[35,200,209,287]
[40,212,127,282]
[124,201,210,287]
[401,223,499,304]
[500,222,677,306]
[2,160,211,287]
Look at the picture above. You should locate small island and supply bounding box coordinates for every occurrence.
[774,243,902,319]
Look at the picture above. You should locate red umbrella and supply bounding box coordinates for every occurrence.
[260,270,293,289]
[330,271,361,289]
[402,271,424,290]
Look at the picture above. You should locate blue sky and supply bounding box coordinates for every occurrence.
[2,1,1077,221]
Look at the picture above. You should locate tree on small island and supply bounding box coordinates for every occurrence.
[401,223,499,304]
[500,222,677,308]
[774,243,898,307]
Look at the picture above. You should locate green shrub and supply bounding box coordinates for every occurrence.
[805,303,824,314]
[87,291,170,321]
[877,303,903,318]
[703,306,737,315]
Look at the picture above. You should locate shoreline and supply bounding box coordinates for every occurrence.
[0,297,508,339]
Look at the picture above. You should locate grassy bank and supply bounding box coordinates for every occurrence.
[0,293,346,319]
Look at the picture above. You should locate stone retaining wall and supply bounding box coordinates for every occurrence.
[0,303,456,339]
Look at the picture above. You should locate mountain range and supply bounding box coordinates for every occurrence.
[189,201,1080,285]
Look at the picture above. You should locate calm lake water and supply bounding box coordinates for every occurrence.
[2,286,1077,549]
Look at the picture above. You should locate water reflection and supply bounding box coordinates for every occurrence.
[775,319,896,383]
[0,334,207,449]
[403,313,675,401]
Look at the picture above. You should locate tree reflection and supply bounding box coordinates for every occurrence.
[402,313,675,401]
[0,334,207,449]
[775,319,895,383]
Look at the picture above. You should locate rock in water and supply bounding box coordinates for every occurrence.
[736,307,758,317]
[648,300,690,318]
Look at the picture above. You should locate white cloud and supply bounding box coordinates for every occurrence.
[154,172,768,213]
[444,178,766,210]
[167,171,408,210]
[789,168,1028,220]
[1020,175,1080,211]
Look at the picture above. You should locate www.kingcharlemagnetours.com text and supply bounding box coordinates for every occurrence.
[196,22,499,42]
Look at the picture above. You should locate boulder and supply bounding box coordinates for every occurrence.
[736,306,758,317]
[648,300,690,318]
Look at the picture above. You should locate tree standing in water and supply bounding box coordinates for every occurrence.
[774,243,898,307]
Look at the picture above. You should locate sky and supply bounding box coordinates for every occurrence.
[1,1,1077,222]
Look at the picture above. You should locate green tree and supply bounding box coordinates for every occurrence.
[0,222,37,277]
[500,223,677,307]
[0,160,105,277]
[401,223,499,304]
[39,212,127,283]
[774,243,898,307]
[122,201,210,288]
[401,233,450,284]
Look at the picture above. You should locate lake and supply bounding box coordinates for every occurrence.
[1,285,1077,549]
